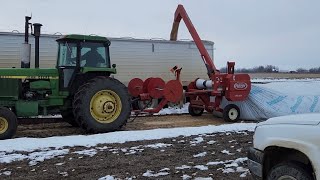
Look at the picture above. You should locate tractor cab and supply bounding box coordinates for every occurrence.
[55,35,116,92]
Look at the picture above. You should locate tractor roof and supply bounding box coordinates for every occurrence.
[56,34,110,44]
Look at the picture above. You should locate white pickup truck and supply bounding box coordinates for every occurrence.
[248,114,320,180]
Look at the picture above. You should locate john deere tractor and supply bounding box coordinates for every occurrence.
[0,17,131,139]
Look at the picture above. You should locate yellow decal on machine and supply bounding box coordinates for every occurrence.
[0,76,59,79]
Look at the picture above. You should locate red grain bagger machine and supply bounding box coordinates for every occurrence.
[128,4,251,122]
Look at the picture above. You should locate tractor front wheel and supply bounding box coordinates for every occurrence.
[0,107,18,140]
[73,77,130,133]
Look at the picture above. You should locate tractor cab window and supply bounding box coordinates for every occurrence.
[80,42,109,68]
[57,42,77,67]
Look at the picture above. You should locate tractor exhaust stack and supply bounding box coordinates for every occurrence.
[33,23,42,68]
[21,16,32,68]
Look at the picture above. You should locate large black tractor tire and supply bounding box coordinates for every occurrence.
[73,77,131,133]
[0,107,18,140]
[188,104,204,116]
[223,104,240,122]
[61,110,79,127]
[267,162,314,180]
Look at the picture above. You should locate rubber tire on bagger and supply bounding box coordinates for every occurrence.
[61,110,79,127]
[223,104,240,122]
[73,77,131,133]
[0,107,18,140]
[267,162,313,180]
[188,104,204,116]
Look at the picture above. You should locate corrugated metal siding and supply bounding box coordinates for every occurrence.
[0,32,214,86]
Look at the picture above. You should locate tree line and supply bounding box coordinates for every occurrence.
[219,65,320,73]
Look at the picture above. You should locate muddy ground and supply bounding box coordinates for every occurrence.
[0,114,255,180]
[0,131,253,180]
[16,113,230,138]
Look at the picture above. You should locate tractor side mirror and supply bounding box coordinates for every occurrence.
[112,64,116,68]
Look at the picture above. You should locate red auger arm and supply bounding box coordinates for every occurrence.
[170,4,219,76]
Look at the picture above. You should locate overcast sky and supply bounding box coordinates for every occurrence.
[0,0,319,70]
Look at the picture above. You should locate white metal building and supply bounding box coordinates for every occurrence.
[0,32,214,86]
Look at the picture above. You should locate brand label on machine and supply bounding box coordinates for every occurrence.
[234,82,248,90]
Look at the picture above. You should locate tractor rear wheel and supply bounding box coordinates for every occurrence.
[73,77,130,133]
[0,107,18,140]
[61,110,79,127]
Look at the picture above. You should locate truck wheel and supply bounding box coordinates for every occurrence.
[267,162,313,180]
[223,104,240,122]
[73,77,130,133]
[0,107,18,140]
[61,110,79,127]
[188,104,204,116]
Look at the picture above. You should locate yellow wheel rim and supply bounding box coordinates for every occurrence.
[89,90,122,123]
[0,117,8,134]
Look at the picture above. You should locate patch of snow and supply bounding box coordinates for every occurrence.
[0,153,27,163]
[236,148,242,152]
[155,103,189,115]
[58,171,68,177]
[221,150,234,155]
[194,178,213,180]
[73,149,97,157]
[221,168,235,173]
[190,137,204,145]
[207,140,216,144]
[0,124,255,152]
[145,143,172,149]
[0,171,11,176]
[225,162,238,168]
[194,165,208,170]
[142,170,169,177]
[55,162,65,166]
[206,161,225,166]
[217,157,249,174]
[28,149,69,166]
[175,165,192,170]
[159,168,170,171]
[240,171,249,177]
[193,152,207,158]
[121,148,127,153]
[97,146,109,151]
[236,166,248,173]
[98,175,116,180]
[181,174,192,180]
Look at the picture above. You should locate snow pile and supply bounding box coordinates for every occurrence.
[153,79,320,120]
[156,79,320,120]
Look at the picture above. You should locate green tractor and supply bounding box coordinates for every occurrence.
[0,18,131,139]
